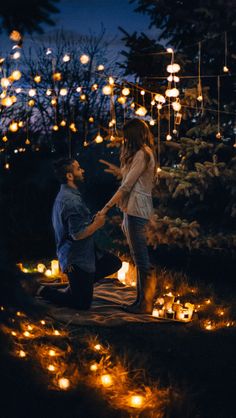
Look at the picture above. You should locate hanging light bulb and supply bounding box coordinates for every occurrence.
[5,163,10,169]
[1,97,13,107]
[11,70,22,81]
[25,138,31,145]
[149,119,155,126]
[92,83,98,91]
[10,30,22,42]
[80,54,90,64]
[18,121,24,128]
[102,85,112,95]
[34,75,41,83]
[101,374,113,387]
[0,92,6,99]
[1,78,11,89]
[63,54,70,62]
[130,102,135,109]
[174,76,180,83]
[97,64,104,71]
[129,395,145,409]
[46,89,52,96]
[15,88,22,93]
[95,134,103,143]
[140,90,145,96]
[172,101,182,112]
[167,63,181,73]
[135,106,147,116]
[52,72,62,81]
[157,104,163,110]
[28,99,35,107]
[46,48,52,55]
[80,94,86,101]
[88,116,94,123]
[76,86,82,93]
[197,95,203,102]
[151,100,155,106]
[117,96,126,104]
[69,123,77,132]
[166,134,172,141]
[167,48,174,53]
[155,94,165,103]
[52,125,59,131]
[12,51,21,60]
[2,136,8,142]
[51,98,57,106]
[28,89,36,97]
[216,132,222,140]
[60,120,66,127]
[9,122,18,132]
[109,76,114,85]
[167,75,173,82]
[122,87,130,96]
[59,88,68,96]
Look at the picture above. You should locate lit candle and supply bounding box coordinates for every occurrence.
[51,260,59,276]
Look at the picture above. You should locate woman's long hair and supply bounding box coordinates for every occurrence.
[120,118,157,171]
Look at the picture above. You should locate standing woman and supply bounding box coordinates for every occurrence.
[99,118,157,314]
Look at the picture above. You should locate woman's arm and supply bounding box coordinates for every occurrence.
[100,150,147,215]
[99,159,122,179]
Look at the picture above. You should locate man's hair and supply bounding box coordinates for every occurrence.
[53,158,76,184]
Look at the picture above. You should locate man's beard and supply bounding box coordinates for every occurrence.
[74,175,84,187]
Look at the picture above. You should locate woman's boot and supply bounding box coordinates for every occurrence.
[122,269,156,314]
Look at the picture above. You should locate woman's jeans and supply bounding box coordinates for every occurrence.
[122,213,151,275]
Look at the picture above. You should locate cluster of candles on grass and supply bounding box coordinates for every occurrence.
[0,308,164,413]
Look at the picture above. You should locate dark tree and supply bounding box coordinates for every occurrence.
[0,0,59,33]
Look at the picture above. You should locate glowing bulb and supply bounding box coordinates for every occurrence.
[23,331,31,338]
[2,136,8,142]
[167,75,173,82]
[1,97,13,107]
[101,374,113,387]
[167,48,174,53]
[216,132,221,140]
[88,117,94,123]
[90,363,98,372]
[102,85,112,95]
[46,48,52,55]
[11,331,17,336]
[151,100,156,106]
[15,88,22,93]
[166,134,172,141]
[52,72,62,81]
[37,263,46,273]
[63,54,70,62]
[149,119,155,126]
[117,96,126,104]
[197,95,203,102]
[80,94,86,101]
[59,88,68,96]
[97,64,104,71]
[157,104,162,110]
[109,77,114,85]
[51,98,57,106]
[69,123,77,132]
[54,330,60,336]
[27,325,33,331]
[40,320,46,325]
[10,30,22,42]
[122,87,130,96]
[45,269,52,277]
[5,163,10,170]
[9,122,18,132]
[167,63,180,73]
[48,364,56,372]
[46,89,52,96]
[49,349,56,356]
[53,125,59,131]
[130,102,135,109]
[76,87,82,93]
[60,120,66,127]
[25,138,30,145]
[58,378,70,390]
[154,94,165,103]
[172,101,182,111]
[223,66,229,73]
[28,100,35,107]
[19,350,26,358]
[129,395,144,409]
[28,89,36,97]
[12,51,21,60]
[174,76,180,82]
[34,75,41,83]
[135,106,147,116]
[94,344,102,351]
[140,90,145,96]
[95,134,103,143]
[1,78,10,88]
[11,70,22,81]
[80,54,90,64]
[166,88,179,98]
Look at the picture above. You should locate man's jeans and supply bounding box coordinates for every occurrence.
[122,214,151,275]
[40,251,122,309]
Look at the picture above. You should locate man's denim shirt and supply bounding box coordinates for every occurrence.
[52,184,96,273]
